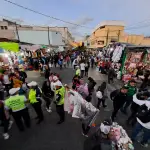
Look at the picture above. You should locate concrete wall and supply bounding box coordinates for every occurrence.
[16,30,65,46]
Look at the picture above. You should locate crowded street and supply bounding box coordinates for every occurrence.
[1,1,150,150]
[0,65,148,150]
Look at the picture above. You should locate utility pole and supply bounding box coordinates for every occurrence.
[106,29,109,46]
[118,30,120,42]
[48,26,51,47]
[15,22,20,42]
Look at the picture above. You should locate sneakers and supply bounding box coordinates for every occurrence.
[141,142,148,148]
[82,132,88,137]
[57,120,64,124]
[46,107,52,113]
[8,121,13,130]
[3,133,9,140]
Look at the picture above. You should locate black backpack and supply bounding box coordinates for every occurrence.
[136,104,150,123]
[110,89,120,101]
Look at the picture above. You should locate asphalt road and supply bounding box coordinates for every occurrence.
[0,67,148,150]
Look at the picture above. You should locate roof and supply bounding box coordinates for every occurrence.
[93,21,125,33]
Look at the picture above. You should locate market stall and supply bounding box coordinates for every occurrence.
[120,46,150,82]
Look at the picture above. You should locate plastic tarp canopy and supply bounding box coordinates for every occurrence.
[0,42,19,52]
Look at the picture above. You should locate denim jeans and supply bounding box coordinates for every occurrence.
[132,122,150,143]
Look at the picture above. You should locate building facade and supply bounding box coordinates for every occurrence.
[89,21,150,48]
[0,19,74,49]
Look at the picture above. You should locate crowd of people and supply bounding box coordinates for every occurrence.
[0,50,150,150]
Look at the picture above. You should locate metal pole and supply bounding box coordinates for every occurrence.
[106,29,109,46]
[15,22,20,41]
[118,30,120,42]
[48,26,51,47]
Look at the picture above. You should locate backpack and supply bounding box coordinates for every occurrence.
[136,104,150,123]
[110,89,119,101]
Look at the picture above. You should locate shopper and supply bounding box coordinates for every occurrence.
[80,61,85,78]
[111,86,128,121]
[85,62,89,77]
[88,77,96,95]
[2,70,11,96]
[0,100,13,139]
[28,81,44,124]
[54,81,65,124]
[4,88,30,131]
[108,67,115,84]
[96,82,107,109]
[73,58,78,70]
[121,80,137,115]
[131,101,150,147]
[42,79,53,113]
[127,92,149,126]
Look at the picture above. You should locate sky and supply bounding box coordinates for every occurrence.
[1,0,150,40]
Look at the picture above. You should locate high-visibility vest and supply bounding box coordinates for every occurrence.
[29,89,37,104]
[76,69,80,76]
[55,86,65,105]
[28,88,42,104]
[5,95,26,112]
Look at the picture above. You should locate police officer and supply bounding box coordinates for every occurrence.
[75,66,81,77]
[54,81,65,124]
[28,81,44,124]
[4,87,30,131]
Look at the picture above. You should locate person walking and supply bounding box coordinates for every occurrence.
[75,66,81,77]
[2,70,11,96]
[4,87,30,131]
[108,67,115,84]
[80,61,85,78]
[42,79,53,113]
[121,80,137,115]
[111,86,128,121]
[73,58,78,70]
[85,62,89,77]
[0,100,13,139]
[54,81,65,124]
[28,81,44,124]
[127,92,149,126]
[96,82,107,109]
[131,101,150,147]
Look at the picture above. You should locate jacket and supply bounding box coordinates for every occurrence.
[113,91,127,106]
[126,84,136,97]
[137,101,150,129]
[131,94,146,112]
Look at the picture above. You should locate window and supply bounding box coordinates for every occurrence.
[1,26,4,30]
[4,26,8,30]
[97,41,104,45]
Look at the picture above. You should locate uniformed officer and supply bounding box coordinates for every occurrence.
[28,81,44,124]
[75,66,81,77]
[4,87,30,131]
[54,81,65,124]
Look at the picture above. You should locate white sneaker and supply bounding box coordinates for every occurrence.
[8,121,13,130]
[46,108,52,113]
[3,133,9,140]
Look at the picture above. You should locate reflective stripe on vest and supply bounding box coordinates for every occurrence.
[5,95,25,112]
[29,89,38,104]
[55,86,65,105]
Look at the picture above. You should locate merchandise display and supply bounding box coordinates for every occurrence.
[100,122,134,150]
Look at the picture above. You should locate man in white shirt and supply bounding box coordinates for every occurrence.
[80,61,85,78]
